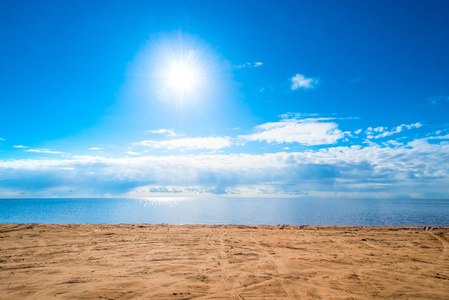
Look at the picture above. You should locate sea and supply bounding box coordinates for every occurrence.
[0,197,448,226]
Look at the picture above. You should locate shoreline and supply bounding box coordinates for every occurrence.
[2,222,448,227]
[1,224,448,299]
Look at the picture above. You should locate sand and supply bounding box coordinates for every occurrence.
[0,224,448,299]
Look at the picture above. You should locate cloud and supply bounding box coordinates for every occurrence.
[1,137,449,198]
[239,118,344,145]
[1,112,446,198]
[366,122,422,139]
[385,140,403,147]
[280,112,319,119]
[428,95,449,105]
[290,74,318,90]
[88,147,102,150]
[427,133,449,140]
[13,145,28,148]
[234,62,263,69]
[134,136,233,151]
[25,148,66,155]
[126,151,141,155]
[0,138,4,141]
[147,129,184,137]
[350,76,363,83]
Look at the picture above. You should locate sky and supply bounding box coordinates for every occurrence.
[1,0,449,198]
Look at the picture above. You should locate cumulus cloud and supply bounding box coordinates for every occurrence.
[134,136,233,151]
[240,118,344,145]
[366,123,422,139]
[290,74,318,90]
[88,147,102,150]
[147,129,184,137]
[1,137,449,198]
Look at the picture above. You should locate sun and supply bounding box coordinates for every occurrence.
[167,62,199,92]
[149,34,217,104]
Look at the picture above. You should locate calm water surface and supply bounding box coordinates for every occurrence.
[0,198,448,226]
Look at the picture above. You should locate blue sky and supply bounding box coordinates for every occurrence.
[1,0,449,198]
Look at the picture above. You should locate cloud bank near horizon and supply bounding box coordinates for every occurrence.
[2,125,449,198]
[2,113,448,198]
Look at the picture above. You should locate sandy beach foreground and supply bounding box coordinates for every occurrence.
[1,224,448,299]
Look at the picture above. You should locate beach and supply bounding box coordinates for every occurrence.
[1,224,448,299]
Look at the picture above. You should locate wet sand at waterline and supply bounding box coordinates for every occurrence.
[1,224,448,299]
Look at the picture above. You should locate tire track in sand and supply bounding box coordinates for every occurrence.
[250,235,295,298]
[378,228,449,298]
[429,229,449,261]
[219,234,243,300]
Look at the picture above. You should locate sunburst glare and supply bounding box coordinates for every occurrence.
[166,58,200,93]
[148,34,217,105]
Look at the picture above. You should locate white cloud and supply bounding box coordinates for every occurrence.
[385,140,403,147]
[135,136,233,151]
[1,112,446,198]
[0,138,4,141]
[290,74,318,90]
[234,62,263,69]
[366,122,422,139]
[147,129,184,137]
[2,137,449,198]
[373,126,386,133]
[126,151,141,155]
[280,112,319,119]
[13,145,28,148]
[240,118,344,145]
[427,133,449,140]
[88,147,102,151]
[26,148,66,155]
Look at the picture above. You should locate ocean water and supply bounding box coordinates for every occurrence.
[0,197,448,226]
